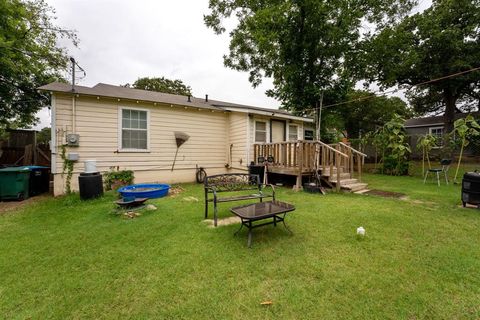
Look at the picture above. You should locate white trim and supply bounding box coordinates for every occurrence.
[117,106,150,152]
[405,122,444,129]
[287,123,299,141]
[429,126,444,134]
[246,114,250,165]
[429,126,444,148]
[254,119,268,143]
[50,95,57,174]
[304,128,315,141]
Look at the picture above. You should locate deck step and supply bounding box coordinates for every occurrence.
[322,172,350,179]
[341,183,369,192]
[330,178,358,185]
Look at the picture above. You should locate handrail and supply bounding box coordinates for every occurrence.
[315,141,349,158]
[252,140,349,158]
[336,142,367,158]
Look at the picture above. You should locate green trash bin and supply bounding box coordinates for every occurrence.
[0,167,31,200]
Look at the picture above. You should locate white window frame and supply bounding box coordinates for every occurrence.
[429,126,444,148]
[288,124,299,141]
[118,106,150,152]
[304,129,314,141]
[254,120,268,143]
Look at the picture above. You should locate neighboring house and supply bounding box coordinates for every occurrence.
[405,112,480,159]
[39,82,314,195]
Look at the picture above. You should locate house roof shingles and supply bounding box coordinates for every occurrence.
[405,112,480,128]
[38,82,312,122]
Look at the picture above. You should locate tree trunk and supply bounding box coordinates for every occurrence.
[443,89,456,134]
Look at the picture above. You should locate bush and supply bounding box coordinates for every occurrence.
[104,169,134,191]
[382,155,409,176]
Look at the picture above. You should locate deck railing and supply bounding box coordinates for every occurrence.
[253,140,366,190]
[329,142,367,182]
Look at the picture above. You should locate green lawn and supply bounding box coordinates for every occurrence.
[1,173,480,319]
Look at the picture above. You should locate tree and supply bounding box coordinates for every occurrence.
[36,127,51,144]
[204,0,415,114]
[0,0,77,129]
[123,77,192,96]
[326,90,412,139]
[372,114,411,175]
[417,133,437,174]
[365,0,480,133]
[453,115,480,183]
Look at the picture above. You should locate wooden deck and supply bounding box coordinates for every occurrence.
[253,140,367,191]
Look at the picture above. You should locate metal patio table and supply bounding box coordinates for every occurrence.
[230,200,295,247]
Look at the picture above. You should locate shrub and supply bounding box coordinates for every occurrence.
[104,169,134,191]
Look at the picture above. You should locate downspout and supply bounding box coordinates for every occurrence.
[246,113,251,165]
[72,95,76,133]
[50,95,57,174]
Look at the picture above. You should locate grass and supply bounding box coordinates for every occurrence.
[1,171,480,319]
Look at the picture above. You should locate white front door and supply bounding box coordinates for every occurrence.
[271,120,285,142]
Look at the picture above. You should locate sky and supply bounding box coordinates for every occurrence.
[35,0,432,129]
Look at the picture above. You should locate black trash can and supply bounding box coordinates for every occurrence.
[78,172,104,200]
[462,171,480,207]
[248,163,265,184]
[26,166,50,196]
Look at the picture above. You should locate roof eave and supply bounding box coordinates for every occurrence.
[41,88,221,112]
[220,106,314,122]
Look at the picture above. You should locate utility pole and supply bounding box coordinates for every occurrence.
[70,57,75,92]
[316,92,323,141]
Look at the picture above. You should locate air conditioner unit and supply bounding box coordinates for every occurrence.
[66,133,80,147]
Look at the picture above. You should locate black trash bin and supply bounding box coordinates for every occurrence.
[25,166,50,196]
[78,172,104,200]
[462,171,480,207]
[248,162,265,184]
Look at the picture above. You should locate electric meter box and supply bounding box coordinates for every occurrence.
[66,133,80,147]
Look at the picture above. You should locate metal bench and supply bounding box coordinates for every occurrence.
[204,173,275,227]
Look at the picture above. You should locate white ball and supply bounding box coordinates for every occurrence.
[356,226,366,236]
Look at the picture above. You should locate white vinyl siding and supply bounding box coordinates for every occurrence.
[228,113,248,168]
[120,108,149,151]
[53,95,228,181]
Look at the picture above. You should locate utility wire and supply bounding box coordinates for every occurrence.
[300,65,480,113]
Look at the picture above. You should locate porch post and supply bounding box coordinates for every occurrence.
[294,141,304,191]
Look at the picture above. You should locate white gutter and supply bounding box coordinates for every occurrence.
[246,113,251,165]
[72,95,76,133]
[405,122,444,129]
[50,95,57,174]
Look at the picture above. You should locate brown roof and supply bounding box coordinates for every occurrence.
[405,112,480,128]
[38,82,312,121]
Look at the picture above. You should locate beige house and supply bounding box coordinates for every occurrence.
[39,82,314,195]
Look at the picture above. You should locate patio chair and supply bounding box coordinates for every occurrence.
[423,159,452,186]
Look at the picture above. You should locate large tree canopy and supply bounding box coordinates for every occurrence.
[204,0,416,114]
[326,90,412,139]
[365,0,480,133]
[0,0,76,129]
[123,77,193,96]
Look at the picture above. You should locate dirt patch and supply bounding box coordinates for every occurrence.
[204,216,241,228]
[364,189,407,199]
[0,194,51,215]
[169,186,185,197]
[459,203,480,209]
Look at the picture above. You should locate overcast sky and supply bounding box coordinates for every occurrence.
[35,0,432,129]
